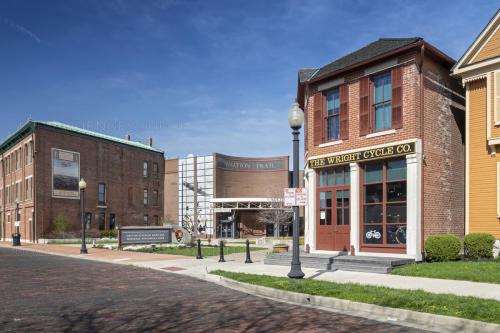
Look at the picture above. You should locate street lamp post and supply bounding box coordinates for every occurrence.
[12,199,21,246]
[79,178,88,254]
[287,100,305,279]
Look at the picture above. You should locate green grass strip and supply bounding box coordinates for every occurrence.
[211,270,500,324]
[130,246,267,257]
[391,261,500,284]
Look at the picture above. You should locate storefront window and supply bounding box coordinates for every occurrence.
[363,159,407,246]
[319,166,350,187]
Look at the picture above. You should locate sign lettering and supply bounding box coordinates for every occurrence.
[308,142,416,169]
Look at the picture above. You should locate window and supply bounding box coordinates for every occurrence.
[98,213,106,231]
[154,215,159,226]
[153,163,159,178]
[373,72,392,131]
[495,71,500,124]
[85,212,92,230]
[319,166,350,187]
[109,214,116,230]
[98,183,106,205]
[143,189,148,206]
[152,190,159,206]
[326,89,340,141]
[362,159,407,246]
[128,187,133,207]
[29,141,33,164]
[25,144,28,165]
[143,214,148,226]
[143,161,148,178]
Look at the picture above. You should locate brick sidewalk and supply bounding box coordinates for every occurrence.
[0,242,190,262]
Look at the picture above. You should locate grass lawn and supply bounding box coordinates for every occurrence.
[211,270,500,324]
[129,245,267,257]
[391,261,500,284]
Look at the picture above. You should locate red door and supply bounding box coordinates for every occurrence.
[333,188,350,251]
[316,188,350,251]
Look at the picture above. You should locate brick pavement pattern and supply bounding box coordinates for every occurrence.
[0,247,430,333]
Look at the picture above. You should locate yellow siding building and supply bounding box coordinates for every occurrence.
[453,10,500,238]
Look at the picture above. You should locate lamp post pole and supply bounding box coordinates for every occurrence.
[287,101,305,279]
[79,178,88,254]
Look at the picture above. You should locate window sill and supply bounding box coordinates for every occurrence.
[97,205,107,209]
[495,122,500,127]
[318,140,343,148]
[365,129,396,138]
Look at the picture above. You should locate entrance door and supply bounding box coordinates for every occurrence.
[316,191,334,250]
[333,189,350,251]
[316,188,350,251]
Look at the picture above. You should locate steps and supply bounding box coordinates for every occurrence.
[331,255,414,273]
[264,252,335,270]
[264,252,414,273]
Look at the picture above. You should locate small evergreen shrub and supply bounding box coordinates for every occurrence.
[99,229,118,238]
[425,235,461,262]
[464,233,495,260]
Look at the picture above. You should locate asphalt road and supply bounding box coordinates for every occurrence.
[0,247,429,333]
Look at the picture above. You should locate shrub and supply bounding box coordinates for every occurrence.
[99,230,118,238]
[425,235,461,262]
[464,233,495,260]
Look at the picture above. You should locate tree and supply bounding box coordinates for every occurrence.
[256,191,292,238]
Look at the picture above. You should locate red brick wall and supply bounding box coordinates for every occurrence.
[34,126,164,239]
[422,57,465,239]
[0,134,35,241]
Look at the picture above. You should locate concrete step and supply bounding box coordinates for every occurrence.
[331,263,391,274]
[264,252,334,270]
[332,255,414,267]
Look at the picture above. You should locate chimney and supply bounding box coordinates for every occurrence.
[125,134,130,141]
[147,137,153,147]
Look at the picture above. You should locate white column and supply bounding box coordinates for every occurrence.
[349,163,360,255]
[406,140,422,260]
[304,167,316,252]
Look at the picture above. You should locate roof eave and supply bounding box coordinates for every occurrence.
[308,40,428,84]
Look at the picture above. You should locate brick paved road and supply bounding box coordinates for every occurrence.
[0,247,430,333]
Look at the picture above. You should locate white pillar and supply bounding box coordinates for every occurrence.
[304,167,316,252]
[350,162,360,255]
[406,140,422,261]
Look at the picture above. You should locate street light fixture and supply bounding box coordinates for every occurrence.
[287,100,305,279]
[79,178,88,254]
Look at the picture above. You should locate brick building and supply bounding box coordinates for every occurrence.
[0,121,164,242]
[298,38,465,260]
[165,153,295,239]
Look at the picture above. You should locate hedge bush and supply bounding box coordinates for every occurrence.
[464,233,495,260]
[99,230,118,238]
[425,235,461,262]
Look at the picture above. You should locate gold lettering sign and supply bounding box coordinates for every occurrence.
[308,142,416,169]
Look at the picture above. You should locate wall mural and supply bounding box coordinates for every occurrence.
[52,148,80,199]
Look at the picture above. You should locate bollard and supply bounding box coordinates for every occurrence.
[245,239,253,264]
[218,240,226,262]
[196,239,203,259]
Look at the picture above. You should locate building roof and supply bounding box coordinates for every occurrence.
[0,120,164,154]
[306,37,423,82]
[452,9,500,75]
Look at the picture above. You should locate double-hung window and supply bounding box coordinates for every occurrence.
[98,183,106,205]
[373,73,392,131]
[326,89,340,141]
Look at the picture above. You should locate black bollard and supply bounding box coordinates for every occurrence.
[196,239,203,259]
[245,239,253,264]
[218,240,226,262]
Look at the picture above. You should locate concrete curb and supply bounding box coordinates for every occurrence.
[206,274,500,333]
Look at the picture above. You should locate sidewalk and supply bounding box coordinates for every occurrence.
[4,242,500,302]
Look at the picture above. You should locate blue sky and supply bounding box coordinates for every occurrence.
[0,1,498,160]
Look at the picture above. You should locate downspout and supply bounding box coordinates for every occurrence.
[419,43,425,260]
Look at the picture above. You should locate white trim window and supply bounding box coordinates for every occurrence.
[497,162,500,218]
[495,71,500,125]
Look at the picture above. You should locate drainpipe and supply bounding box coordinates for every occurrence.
[419,43,425,260]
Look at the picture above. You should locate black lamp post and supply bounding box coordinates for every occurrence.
[79,178,88,254]
[287,100,305,279]
[12,199,21,246]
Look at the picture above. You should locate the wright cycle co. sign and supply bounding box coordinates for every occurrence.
[309,142,416,169]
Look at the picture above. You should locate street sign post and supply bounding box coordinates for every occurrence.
[284,188,307,207]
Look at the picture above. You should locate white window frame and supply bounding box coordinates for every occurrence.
[494,70,500,126]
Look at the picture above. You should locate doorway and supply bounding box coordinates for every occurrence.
[316,187,350,251]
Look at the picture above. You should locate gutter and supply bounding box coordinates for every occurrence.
[419,44,426,260]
